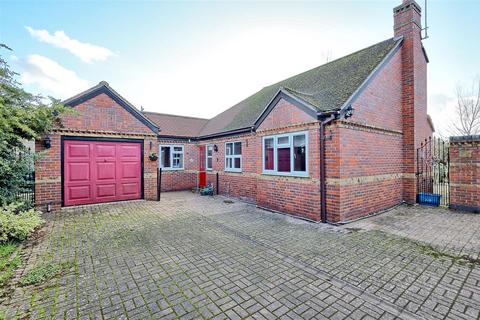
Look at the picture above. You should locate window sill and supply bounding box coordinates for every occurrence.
[225,169,242,173]
[160,168,184,171]
[262,171,309,178]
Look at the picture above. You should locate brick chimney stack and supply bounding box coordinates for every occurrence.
[394,0,422,39]
[393,0,428,204]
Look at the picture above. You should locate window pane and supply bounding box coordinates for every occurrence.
[179,156,184,168]
[277,136,289,145]
[293,135,306,172]
[161,146,171,168]
[234,158,241,169]
[293,135,305,147]
[226,158,232,168]
[277,147,291,172]
[234,142,242,155]
[207,158,212,169]
[173,146,183,152]
[172,152,183,168]
[264,138,274,170]
[207,146,213,156]
[226,143,232,155]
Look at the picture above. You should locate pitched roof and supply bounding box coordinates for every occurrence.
[198,37,402,137]
[63,81,159,134]
[142,112,208,138]
[62,37,402,139]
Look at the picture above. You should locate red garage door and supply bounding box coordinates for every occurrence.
[63,140,142,206]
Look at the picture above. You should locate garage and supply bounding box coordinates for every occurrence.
[63,138,143,206]
[35,82,160,211]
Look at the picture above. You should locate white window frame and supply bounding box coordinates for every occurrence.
[206,145,213,171]
[225,141,242,172]
[159,144,184,170]
[262,131,308,177]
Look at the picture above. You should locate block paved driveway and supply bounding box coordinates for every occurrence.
[2,192,480,319]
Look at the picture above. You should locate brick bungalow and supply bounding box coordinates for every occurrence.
[35,0,434,223]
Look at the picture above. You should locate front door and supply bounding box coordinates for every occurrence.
[198,145,206,187]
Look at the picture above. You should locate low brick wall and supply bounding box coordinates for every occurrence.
[449,135,480,213]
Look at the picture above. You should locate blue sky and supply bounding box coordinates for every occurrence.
[1,0,479,135]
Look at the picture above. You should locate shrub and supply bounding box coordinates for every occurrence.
[1,45,67,206]
[0,203,44,243]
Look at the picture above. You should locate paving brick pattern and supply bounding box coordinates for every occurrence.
[349,205,480,259]
[2,192,480,319]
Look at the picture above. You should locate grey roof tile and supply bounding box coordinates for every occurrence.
[199,37,401,136]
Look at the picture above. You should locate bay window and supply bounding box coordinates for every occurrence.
[262,131,308,176]
[160,145,184,170]
[225,141,242,172]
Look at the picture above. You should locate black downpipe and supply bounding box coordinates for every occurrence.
[319,115,336,223]
[157,168,162,201]
[216,172,219,195]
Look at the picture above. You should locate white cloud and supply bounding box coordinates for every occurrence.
[428,93,458,138]
[25,26,114,63]
[20,54,89,99]
[130,25,355,119]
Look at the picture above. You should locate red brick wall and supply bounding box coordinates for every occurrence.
[252,99,321,220]
[143,138,159,201]
[35,93,158,211]
[258,98,317,131]
[61,93,153,135]
[331,48,406,222]
[35,135,62,211]
[332,123,404,222]
[203,133,258,203]
[319,0,431,222]
[158,140,198,192]
[351,49,403,131]
[256,126,321,220]
[449,136,480,213]
[326,50,404,222]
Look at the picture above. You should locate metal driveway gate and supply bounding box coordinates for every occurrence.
[416,137,450,206]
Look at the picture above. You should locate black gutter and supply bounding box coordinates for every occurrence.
[157,135,196,141]
[196,127,253,141]
[319,114,337,223]
[155,126,253,142]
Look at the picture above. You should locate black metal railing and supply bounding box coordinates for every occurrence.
[13,172,35,208]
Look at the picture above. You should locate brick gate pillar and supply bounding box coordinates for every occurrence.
[449,135,480,213]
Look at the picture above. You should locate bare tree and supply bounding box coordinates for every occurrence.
[450,78,480,136]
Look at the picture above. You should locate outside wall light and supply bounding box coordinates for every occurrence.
[43,136,51,149]
[344,105,354,119]
[213,145,218,152]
